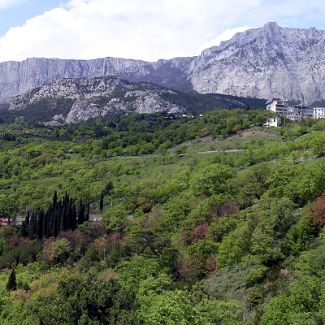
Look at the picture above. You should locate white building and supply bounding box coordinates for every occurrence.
[295,104,313,118]
[266,99,317,121]
[286,107,297,121]
[264,117,282,128]
[313,107,325,119]
[266,98,289,115]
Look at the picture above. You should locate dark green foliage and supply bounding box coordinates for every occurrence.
[29,272,136,324]
[6,268,17,291]
[0,241,42,269]
[99,190,104,211]
[21,192,89,239]
[160,90,266,114]
[10,98,74,125]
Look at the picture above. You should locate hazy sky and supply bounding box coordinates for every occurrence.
[0,0,325,62]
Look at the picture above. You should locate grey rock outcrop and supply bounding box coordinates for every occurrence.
[9,77,187,124]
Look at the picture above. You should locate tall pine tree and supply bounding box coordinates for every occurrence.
[99,191,104,211]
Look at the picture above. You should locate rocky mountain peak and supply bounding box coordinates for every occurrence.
[189,23,325,103]
[263,21,279,31]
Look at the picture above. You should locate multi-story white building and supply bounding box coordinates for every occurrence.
[266,98,323,121]
[266,98,290,115]
[313,107,325,119]
[295,104,314,118]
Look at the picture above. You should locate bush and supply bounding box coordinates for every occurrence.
[41,239,71,265]
[190,164,234,197]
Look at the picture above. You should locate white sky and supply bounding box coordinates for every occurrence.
[0,0,25,9]
[0,0,324,62]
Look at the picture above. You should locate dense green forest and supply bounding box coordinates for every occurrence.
[0,109,325,324]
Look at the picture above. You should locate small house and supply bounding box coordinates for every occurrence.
[0,217,9,226]
[264,117,282,128]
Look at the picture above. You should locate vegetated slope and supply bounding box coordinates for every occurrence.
[0,110,324,323]
[6,77,266,125]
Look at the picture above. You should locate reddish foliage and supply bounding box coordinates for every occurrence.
[59,230,84,252]
[264,280,275,293]
[12,289,32,303]
[94,236,109,256]
[177,233,190,245]
[108,232,124,242]
[80,223,106,242]
[206,255,217,274]
[311,193,325,227]
[191,224,209,243]
[177,256,202,282]
[279,268,290,278]
[2,226,14,238]
[102,271,117,281]
[218,200,240,217]
[142,208,164,229]
[9,235,27,247]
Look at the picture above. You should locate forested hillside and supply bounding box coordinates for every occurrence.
[0,110,325,324]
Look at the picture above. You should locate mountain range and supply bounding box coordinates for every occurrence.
[1,22,325,105]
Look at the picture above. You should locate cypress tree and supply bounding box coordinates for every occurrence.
[99,190,104,211]
[37,210,44,240]
[48,211,54,238]
[53,190,58,208]
[25,212,30,233]
[29,212,38,240]
[53,204,61,237]
[43,211,49,238]
[66,199,72,230]
[104,182,113,195]
[61,193,70,231]
[59,209,64,234]
[6,268,17,291]
[70,201,78,230]
[21,192,87,238]
[85,204,90,222]
[15,253,20,266]
[78,199,85,225]
[21,211,30,237]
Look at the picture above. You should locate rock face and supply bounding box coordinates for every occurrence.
[9,77,186,124]
[2,22,324,104]
[188,22,325,104]
[0,57,193,102]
